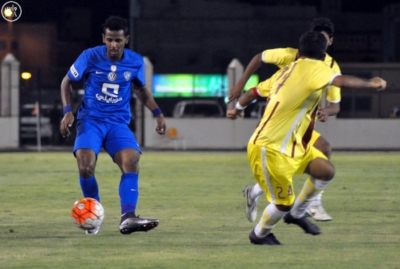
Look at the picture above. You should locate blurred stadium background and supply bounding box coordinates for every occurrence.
[1,0,400,151]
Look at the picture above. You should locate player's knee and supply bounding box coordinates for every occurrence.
[323,163,335,181]
[122,152,140,173]
[79,164,95,178]
[126,163,139,173]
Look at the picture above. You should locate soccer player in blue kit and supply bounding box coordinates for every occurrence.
[60,16,166,235]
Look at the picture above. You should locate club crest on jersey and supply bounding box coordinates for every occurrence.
[124,71,132,81]
[108,72,117,81]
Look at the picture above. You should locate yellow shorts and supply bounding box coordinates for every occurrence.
[309,130,321,146]
[247,143,327,206]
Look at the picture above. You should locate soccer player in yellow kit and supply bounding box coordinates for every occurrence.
[230,17,339,222]
[227,31,386,245]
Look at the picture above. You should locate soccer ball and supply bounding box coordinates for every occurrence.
[71,198,104,230]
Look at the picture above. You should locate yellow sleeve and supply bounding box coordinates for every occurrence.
[326,86,341,103]
[256,69,284,98]
[256,78,273,98]
[326,61,341,103]
[261,48,298,68]
[310,62,337,91]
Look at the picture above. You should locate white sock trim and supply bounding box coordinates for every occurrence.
[314,179,331,190]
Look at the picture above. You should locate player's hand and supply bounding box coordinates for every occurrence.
[226,108,243,120]
[228,85,243,103]
[370,77,386,91]
[317,107,327,122]
[60,112,74,137]
[155,114,166,135]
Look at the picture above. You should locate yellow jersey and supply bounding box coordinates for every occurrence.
[261,47,341,103]
[249,58,339,158]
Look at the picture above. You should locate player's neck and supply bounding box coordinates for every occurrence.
[107,51,124,62]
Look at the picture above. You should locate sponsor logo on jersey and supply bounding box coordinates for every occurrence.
[95,94,122,104]
[70,64,79,78]
[124,72,132,81]
[108,72,117,81]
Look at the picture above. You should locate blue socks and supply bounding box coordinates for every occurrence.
[80,173,139,215]
[119,173,139,215]
[79,175,100,202]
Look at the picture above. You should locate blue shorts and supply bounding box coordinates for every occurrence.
[73,119,141,158]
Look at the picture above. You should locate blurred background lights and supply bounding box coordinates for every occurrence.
[21,72,32,80]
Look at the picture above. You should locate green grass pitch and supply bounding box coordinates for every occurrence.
[0,151,399,268]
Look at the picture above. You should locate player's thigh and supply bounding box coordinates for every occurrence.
[247,144,297,206]
[104,123,141,159]
[73,119,105,156]
[311,131,331,158]
[75,148,97,174]
[302,147,335,180]
[113,148,141,173]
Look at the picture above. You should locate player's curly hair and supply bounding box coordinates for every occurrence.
[310,17,334,37]
[102,16,129,36]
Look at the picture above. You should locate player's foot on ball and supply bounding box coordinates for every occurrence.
[243,185,258,223]
[283,212,321,235]
[305,203,332,222]
[249,229,281,245]
[86,225,101,235]
[119,212,159,235]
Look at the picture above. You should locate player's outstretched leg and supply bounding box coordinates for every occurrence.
[119,212,159,235]
[283,212,321,235]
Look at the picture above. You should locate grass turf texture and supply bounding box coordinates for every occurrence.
[0,151,399,268]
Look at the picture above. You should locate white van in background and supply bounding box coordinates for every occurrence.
[20,104,52,140]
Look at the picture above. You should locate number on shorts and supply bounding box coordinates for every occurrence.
[276,185,293,199]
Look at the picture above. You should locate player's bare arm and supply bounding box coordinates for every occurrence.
[229,53,263,102]
[60,75,75,137]
[332,76,386,91]
[227,88,258,120]
[318,102,340,122]
[133,84,166,134]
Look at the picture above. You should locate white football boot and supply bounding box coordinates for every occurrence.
[305,202,332,222]
[243,185,258,223]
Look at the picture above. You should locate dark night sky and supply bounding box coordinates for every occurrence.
[3,0,129,27]
[2,0,399,47]
[5,0,400,24]
[3,0,128,23]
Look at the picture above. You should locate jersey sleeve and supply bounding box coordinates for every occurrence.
[326,61,341,103]
[310,62,338,91]
[132,59,146,88]
[256,78,273,98]
[67,51,88,82]
[261,48,298,68]
[256,68,284,98]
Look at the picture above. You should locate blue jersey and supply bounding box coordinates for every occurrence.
[68,45,145,124]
